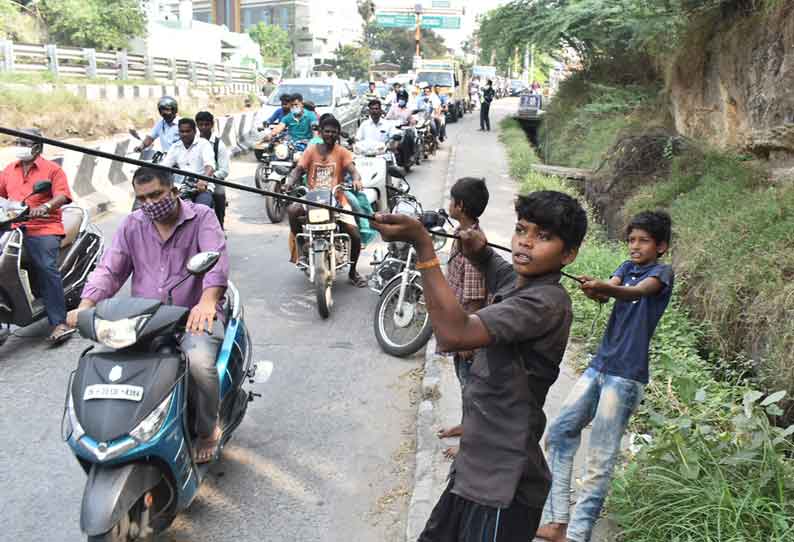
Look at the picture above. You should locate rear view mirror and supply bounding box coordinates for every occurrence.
[186,251,220,275]
[128,128,141,141]
[32,180,52,195]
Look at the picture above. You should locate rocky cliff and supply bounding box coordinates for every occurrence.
[669,3,794,161]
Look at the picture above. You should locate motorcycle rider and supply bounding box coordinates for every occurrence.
[0,128,74,344]
[67,166,229,463]
[161,118,216,208]
[265,93,293,126]
[135,96,180,153]
[285,115,368,288]
[417,84,442,143]
[433,84,448,142]
[385,90,417,166]
[356,99,397,145]
[267,93,318,144]
[195,111,229,228]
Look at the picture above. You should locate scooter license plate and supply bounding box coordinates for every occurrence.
[83,384,144,402]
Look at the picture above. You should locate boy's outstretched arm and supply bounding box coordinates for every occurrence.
[580,275,663,301]
[373,214,492,352]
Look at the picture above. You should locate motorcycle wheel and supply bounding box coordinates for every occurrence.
[86,513,134,542]
[254,163,269,190]
[314,250,332,319]
[254,149,264,162]
[264,181,286,223]
[374,278,432,357]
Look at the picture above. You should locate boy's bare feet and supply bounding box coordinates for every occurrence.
[442,446,459,459]
[437,424,463,439]
[535,523,567,542]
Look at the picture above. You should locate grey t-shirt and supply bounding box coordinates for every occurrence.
[451,247,573,509]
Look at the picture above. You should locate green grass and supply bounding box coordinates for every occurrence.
[0,71,160,86]
[501,118,794,542]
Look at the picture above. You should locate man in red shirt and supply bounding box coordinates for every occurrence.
[0,129,74,342]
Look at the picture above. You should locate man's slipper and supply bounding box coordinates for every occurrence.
[349,274,368,288]
[47,326,76,345]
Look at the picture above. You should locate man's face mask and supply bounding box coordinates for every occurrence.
[292,105,303,117]
[142,192,177,223]
[14,145,37,162]
[398,99,407,108]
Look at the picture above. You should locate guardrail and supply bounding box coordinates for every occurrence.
[0,39,255,86]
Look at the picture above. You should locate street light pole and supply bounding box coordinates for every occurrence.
[415,3,423,58]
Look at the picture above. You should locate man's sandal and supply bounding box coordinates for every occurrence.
[47,324,76,345]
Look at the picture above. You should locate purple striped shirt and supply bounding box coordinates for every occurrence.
[82,200,228,319]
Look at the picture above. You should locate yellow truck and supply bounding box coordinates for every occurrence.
[414,58,466,122]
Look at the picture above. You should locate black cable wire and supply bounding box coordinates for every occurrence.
[0,126,585,284]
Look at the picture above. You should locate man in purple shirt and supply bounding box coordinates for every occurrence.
[66,166,229,463]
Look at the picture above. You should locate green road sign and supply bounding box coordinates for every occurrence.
[432,0,451,7]
[376,12,417,28]
[420,15,461,29]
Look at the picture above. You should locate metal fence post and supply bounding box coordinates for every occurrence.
[83,48,97,78]
[117,50,128,80]
[170,57,177,82]
[0,39,14,72]
[45,44,59,75]
[144,55,154,80]
[188,61,197,84]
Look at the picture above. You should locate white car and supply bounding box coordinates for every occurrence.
[255,78,361,134]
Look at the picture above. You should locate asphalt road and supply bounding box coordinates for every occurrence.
[0,112,479,541]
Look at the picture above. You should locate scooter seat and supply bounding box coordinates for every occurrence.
[60,205,84,248]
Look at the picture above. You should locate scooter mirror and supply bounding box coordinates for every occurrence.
[128,128,141,140]
[31,180,52,195]
[186,251,220,276]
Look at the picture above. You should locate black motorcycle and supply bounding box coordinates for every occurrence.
[254,133,308,223]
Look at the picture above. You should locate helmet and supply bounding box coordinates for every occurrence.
[157,95,178,113]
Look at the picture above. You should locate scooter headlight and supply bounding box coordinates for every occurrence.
[130,391,173,443]
[94,315,150,349]
[274,143,289,160]
[62,391,85,442]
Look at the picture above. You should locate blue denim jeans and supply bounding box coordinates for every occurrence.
[24,234,67,327]
[541,367,644,542]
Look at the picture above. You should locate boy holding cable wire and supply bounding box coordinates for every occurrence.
[536,210,674,542]
[374,190,587,542]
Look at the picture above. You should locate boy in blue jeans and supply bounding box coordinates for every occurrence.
[536,211,674,542]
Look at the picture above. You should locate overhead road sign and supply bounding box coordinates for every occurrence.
[376,12,417,27]
[432,0,451,7]
[420,15,461,29]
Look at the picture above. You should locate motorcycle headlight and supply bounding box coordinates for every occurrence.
[130,391,173,443]
[308,208,330,223]
[94,315,150,349]
[431,228,448,251]
[274,143,289,160]
[392,199,421,217]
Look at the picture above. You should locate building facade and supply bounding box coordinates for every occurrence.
[192,0,362,75]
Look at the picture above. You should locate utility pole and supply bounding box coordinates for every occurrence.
[415,3,422,57]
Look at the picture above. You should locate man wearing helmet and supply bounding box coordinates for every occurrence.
[135,96,180,153]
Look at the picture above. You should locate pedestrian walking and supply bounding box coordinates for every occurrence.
[436,178,490,459]
[536,211,674,542]
[479,80,496,131]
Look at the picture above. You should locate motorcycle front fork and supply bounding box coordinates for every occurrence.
[395,247,415,316]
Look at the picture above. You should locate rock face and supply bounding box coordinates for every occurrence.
[669,5,794,159]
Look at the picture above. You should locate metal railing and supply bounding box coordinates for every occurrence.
[0,39,256,85]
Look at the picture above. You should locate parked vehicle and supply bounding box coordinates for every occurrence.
[370,198,448,357]
[0,181,103,346]
[255,78,361,134]
[295,187,352,319]
[63,251,264,541]
[517,92,544,122]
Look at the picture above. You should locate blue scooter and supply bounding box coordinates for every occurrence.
[62,252,266,541]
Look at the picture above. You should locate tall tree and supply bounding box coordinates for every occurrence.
[332,44,371,81]
[248,23,293,72]
[369,28,449,72]
[36,0,146,50]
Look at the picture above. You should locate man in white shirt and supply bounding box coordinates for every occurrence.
[196,111,230,228]
[416,84,442,141]
[161,118,216,208]
[356,99,398,145]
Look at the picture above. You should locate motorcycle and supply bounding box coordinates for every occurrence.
[370,198,449,357]
[254,129,308,223]
[295,187,352,319]
[353,138,411,216]
[413,108,437,159]
[0,181,104,346]
[63,251,266,541]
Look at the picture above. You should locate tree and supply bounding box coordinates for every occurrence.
[37,0,146,50]
[248,23,293,72]
[332,44,371,81]
[368,27,449,72]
